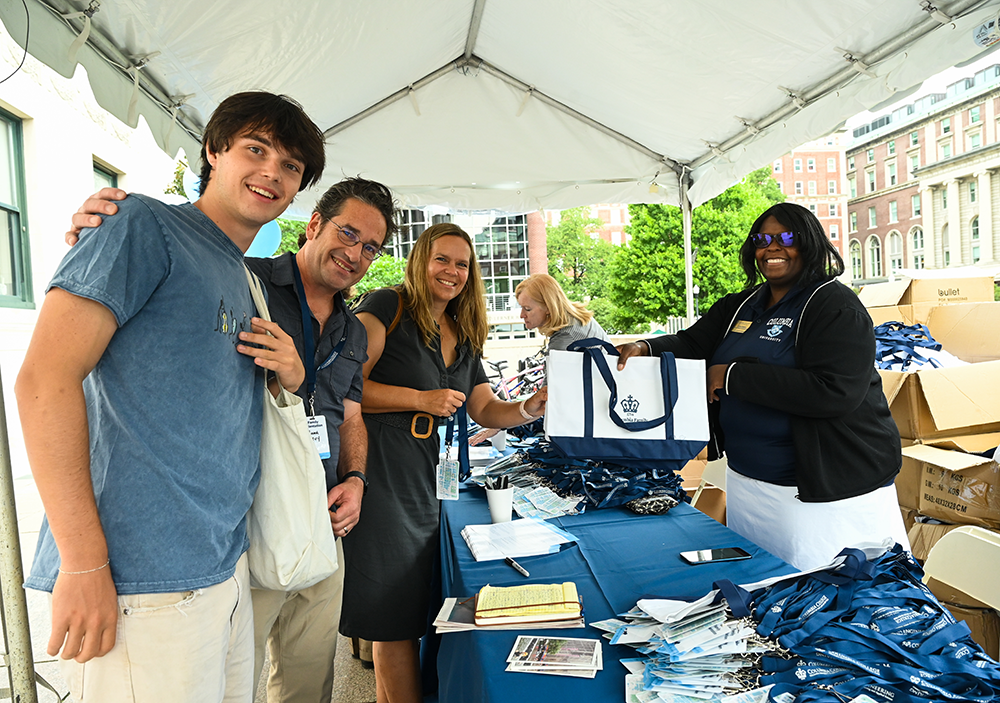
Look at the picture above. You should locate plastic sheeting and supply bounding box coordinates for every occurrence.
[2,0,999,216]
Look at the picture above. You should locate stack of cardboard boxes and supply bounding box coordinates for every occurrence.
[860,272,1000,657]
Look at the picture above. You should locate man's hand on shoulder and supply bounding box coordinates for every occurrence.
[66,188,128,246]
[49,566,119,662]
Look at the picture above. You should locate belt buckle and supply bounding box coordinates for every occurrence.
[411,412,434,439]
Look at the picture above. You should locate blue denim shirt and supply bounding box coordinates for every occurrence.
[25,195,263,595]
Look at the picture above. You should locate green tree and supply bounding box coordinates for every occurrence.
[609,167,785,327]
[353,255,406,298]
[276,219,307,254]
[164,159,188,198]
[546,207,617,301]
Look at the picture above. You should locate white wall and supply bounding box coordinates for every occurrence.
[0,31,180,476]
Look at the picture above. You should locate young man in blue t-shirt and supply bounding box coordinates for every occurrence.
[15,91,324,702]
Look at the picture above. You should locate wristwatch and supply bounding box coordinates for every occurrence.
[342,470,368,496]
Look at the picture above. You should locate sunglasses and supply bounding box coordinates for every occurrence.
[750,231,795,249]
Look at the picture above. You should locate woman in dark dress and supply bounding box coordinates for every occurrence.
[341,223,546,703]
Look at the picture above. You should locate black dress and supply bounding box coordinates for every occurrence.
[340,288,488,641]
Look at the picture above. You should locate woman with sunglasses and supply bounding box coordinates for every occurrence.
[342,222,546,703]
[616,202,908,571]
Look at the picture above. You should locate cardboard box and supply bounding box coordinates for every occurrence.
[900,436,1000,527]
[880,362,1000,439]
[693,486,726,525]
[922,302,1000,364]
[936,601,1000,660]
[896,439,921,510]
[907,521,964,561]
[926,577,992,609]
[900,507,919,533]
[860,275,995,327]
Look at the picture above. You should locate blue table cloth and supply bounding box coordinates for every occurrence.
[436,484,796,702]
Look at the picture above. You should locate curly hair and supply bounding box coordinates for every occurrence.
[514,274,593,337]
[738,202,845,290]
[400,223,488,354]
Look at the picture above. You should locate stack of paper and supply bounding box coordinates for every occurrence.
[505,635,603,678]
[460,518,577,562]
[592,598,789,702]
[433,596,584,633]
[512,485,583,519]
[475,582,582,626]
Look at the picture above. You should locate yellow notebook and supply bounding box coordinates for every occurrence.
[474,582,581,626]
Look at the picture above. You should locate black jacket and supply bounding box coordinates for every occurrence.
[647,279,900,502]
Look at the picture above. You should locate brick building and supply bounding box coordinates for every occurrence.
[770,136,848,261]
[846,64,1000,285]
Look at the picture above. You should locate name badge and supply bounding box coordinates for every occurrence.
[306,415,331,459]
[436,455,460,501]
[731,320,752,334]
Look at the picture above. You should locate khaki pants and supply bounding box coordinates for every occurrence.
[251,539,345,703]
[60,553,254,703]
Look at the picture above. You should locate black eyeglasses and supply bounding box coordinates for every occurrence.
[750,231,795,249]
[326,219,382,261]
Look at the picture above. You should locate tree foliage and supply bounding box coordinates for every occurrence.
[608,168,785,327]
[164,159,188,198]
[277,219,307,254]
[352,255,406,298]
[546,207,617,301]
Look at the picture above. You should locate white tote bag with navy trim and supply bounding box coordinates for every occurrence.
[544,339,709,468]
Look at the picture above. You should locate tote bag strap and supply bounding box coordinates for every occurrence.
[570,340,679,433]
[244,265,286,393]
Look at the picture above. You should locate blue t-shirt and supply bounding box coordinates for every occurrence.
[709,282,819,485]
[25,195,264,595]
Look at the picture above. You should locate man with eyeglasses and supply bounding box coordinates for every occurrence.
[66,176,398,703]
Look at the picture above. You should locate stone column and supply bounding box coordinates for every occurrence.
[920,185,936,269]
[946,179,961,267]
[977,170,993,263]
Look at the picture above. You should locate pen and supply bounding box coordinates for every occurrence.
[505,556,529,577]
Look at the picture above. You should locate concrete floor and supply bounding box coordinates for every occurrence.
[2,475,375,703]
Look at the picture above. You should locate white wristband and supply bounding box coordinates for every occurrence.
[519,399,538,420]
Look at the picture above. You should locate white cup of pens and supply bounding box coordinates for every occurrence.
[485,476,513,524]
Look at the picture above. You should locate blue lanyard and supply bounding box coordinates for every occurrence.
[444,404,470,481]
[290,256,349,415]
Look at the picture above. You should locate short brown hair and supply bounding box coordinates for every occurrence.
[198,91,325,195]
[298,177,399,248]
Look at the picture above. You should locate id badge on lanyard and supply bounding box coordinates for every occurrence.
[436,405,469,501]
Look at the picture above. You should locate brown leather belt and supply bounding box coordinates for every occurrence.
[367,411,437,439]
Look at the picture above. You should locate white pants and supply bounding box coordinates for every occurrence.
[726,469,911,571]
[60,553,254,703]
[251,538,345,703]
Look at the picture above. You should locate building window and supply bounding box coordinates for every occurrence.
[941,117,951,134]
[809,204,817,214]
[942,189,948,209]
[0,109,30,306]
[794,158,802,172]
[795,181,803,195]
[827,157,836,171]
[888,231,903,274]
[850,240,862,279]
[971,105,981,123]
[828,179,837,195]
[473,213,529,312]
[889,201,897,223]
[868,236,882,277]
[908,153,919,176]
[866,169,876,193]
[776,181,783,193]
[940,142,951,160]
[910,131,919,147]
[390,208,430,259]
[847,155,855,170]
[972,216,981,263]
[887,162,897,186]
[829,203,838,217]
[866,148,874,163]
[912,193,921,217]
[911,227,924,269]
[888,140,896,155]
[807,158,816,172]
[942,224,950,266]
[94,163,117,191]
[830,223,839,239]
[773,159,782,173]
[850,211,858,232]
[808,181,817,196]
[969,132,981,150]
[848,176,857,198]
[970,181,978,203]
[868,206,877,228]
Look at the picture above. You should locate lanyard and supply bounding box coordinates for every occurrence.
[444,404,471,481]
[290,256,349,415]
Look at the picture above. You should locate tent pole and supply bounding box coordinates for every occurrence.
[680,170,695,325]
[0,367,38,703]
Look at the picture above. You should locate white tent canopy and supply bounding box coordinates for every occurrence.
[4,0,999,216]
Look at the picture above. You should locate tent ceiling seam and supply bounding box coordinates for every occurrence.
[36,0,203,143]
[464,0,487,60]
[687,0,989,171]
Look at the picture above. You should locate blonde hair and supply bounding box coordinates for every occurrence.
[401,223,488,354]
[515,274,593,337]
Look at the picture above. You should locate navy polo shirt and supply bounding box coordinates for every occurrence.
[709,281,822,485]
